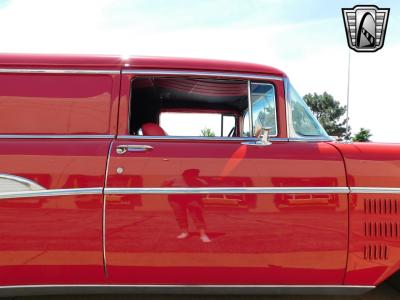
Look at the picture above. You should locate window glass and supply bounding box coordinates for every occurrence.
[250,83,277,136]
[289,83,327,136]
[242,110,250,137]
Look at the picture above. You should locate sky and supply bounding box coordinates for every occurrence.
[0,0,399,142]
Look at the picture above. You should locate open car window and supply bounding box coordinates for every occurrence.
[130,77,277,138]
[160,112,235,137]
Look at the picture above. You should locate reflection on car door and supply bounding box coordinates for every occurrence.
[104,138,348,285]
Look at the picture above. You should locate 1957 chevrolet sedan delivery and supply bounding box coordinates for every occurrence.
[0,53,399,297]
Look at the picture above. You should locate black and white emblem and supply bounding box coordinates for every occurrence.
[342,5,390,52]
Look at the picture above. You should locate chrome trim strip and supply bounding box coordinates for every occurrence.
[118,135,289,142]
[117,135,259,142]
[123,69,284,81]
[284,77,291,138]
[0,187,103,200]
[270,137,289,142]
[0,284,375,297]
[289,137,335,142]
[105,187,350,195]
[247,80,254,136]
[0,174,45,191]
[102,141,113,278]
[249,81,278,137]
[4,186,400,200]
[351,187,400,194]
[0,68,120,75]
[0,134,115,139]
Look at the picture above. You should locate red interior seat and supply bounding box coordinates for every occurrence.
[141,123,167,136]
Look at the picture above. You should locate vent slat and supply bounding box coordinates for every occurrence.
[363,244,388,260]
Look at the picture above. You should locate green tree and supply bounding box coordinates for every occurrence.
[200,127,215,137]
[352,128,372,142]
[303,92,348,139]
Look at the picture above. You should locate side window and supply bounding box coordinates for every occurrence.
[288,83,327,137]
[130,77,277,138]
[250,83,277,136]
[130,77,247,137]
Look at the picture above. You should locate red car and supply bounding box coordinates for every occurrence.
[0,53,398,296]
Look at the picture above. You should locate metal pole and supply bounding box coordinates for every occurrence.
[345,49,351,140]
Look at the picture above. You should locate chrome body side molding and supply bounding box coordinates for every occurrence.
[0,284,375,297]
[0,68,120,75]
[351,187,400,194]
[105,187,350,195]
[0,174,45,192]
[123,69,284,81]
[0,187,103,200]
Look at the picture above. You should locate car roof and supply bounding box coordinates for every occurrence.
[0,53,286,77]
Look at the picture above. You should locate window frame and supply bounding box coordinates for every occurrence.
[128,76,279,140]
[247,81,278,138]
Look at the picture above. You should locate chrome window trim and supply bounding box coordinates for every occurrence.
[248,81,278,138]
[0,68,120,75]
[0,187,103,200]
[105,187,350,195]
[0,284,374,297]
[0,134,115,139]
[289,137,335,142]
[117,135,259,142]
[283,77,291,138]
[123,69,283,81]
[247,80,254,136]
[129,76,278,138]
[118,135,289,142]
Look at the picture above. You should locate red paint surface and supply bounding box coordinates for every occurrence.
[105,140,348,284]
[331,142,400,286]
[0,139,112,285]
[0,73,120,135]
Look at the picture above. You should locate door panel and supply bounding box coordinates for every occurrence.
[0,139,111,285]
[105,139,348,284]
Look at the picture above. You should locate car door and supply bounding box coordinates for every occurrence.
[103,73,349,285]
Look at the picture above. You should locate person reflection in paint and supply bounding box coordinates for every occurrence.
[164,169,211,243]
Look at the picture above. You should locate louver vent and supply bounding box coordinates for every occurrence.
[364,222,399,238]
[361,197,399,261]
[364,198,399,214]
[363,244,388,260]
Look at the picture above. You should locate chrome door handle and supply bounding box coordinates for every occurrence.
[116,145,154,154]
